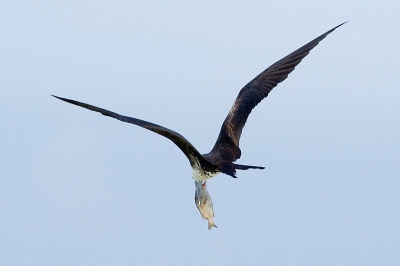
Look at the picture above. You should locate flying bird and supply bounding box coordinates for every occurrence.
[53,23,346,204]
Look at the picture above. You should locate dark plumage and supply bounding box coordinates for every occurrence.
[53,22,346,202]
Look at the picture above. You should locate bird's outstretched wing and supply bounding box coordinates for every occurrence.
[52,95,214,168]
[207,22,346,163]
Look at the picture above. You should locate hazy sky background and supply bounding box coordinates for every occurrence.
[1,1,399,265]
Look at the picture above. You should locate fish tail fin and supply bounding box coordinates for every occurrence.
[208,220,218,230]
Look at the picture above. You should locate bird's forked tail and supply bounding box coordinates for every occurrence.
[219,163,265,178]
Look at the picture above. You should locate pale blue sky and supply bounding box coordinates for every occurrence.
[1,1,399,265]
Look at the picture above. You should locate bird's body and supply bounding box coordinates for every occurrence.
[192,163,220,182]
[53,23,346,216]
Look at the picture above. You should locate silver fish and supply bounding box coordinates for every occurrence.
[195,181,218,230]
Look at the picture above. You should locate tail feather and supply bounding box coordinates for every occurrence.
[232,163,265,170]
[219,163,265,178]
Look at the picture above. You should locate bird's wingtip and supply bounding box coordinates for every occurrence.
[336,21,349,28]
[51,94,62,100]
[51,95,72,103]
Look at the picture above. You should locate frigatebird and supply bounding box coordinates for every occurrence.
[53,23,346,202]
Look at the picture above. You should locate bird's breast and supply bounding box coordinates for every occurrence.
[191,164,220,182]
